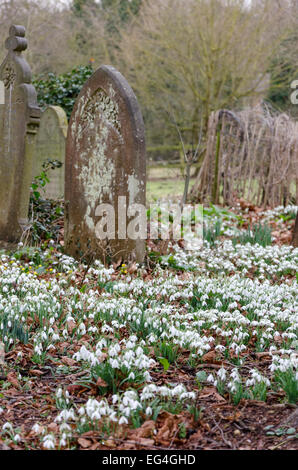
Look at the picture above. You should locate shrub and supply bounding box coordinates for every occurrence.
[33,65,93,119]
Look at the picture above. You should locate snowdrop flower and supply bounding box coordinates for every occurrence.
[60,422,71,433]
[217,367,227,381]
[2,422,13,432]
[43,434,55,450]
[207,374,215,383]
[32,423,41,433]
[119,416,128,425]
[78,323,86,335]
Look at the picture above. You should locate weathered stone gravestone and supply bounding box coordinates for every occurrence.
[33,106,67,199]
[65,65,146,263]
[0,25,40,242]
[292,212,298,248]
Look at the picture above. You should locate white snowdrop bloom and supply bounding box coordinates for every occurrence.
[2,422,13,432]
[32,423,41,433]
[172,384,186,396]
[78,323,86,335]
[215,345,226,353]
[59,422,71,432]
[91,410,101,420]
[112,395,119,405]
[109,344,120,357]
[43,434,55,450]
[144,371,152,382]
[119,416,128,425]
[110,358,120,369]
[217,367,227,381]
[55,409,76,423]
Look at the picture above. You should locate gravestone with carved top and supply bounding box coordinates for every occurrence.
[65,65,146,263]
[33,106,67,200]
[0,25,40,242]
[292,212,298,248]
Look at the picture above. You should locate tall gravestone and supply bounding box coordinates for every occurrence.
[65,65,146,262]
[293,212,298,248]
[0,25,40,241]
[33,106,67,199]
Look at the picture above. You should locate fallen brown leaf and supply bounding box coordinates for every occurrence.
[61,356,76,367]
[29,369,44,376]
[135,420,156,438]
[67,320,76,334]
[78,438,92,448]
[48,422,59,433]
[96,377,108,387]
[6,372,19,388]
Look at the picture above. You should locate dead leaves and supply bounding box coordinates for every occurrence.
[78,438,92,449]
[61,356,76,367]
[134,420,156,439]
[28,369,45,377]
[6,372,20,388]
[155,412,188,447]
[96,377,108,388]
[67,320,76,334]
[201,350,223,365]
[199,387,226,402]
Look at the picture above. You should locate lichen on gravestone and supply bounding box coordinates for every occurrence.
[0,25,40,241]
[65,65,146,264]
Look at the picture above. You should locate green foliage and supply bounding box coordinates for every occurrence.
[102,0,142,24]
[155,341,179,365]
[265,425,298,438]
[232,223,272,247]
[274,369,298,404]
[0,313,29,352]
[158,357,170,372]
[203,204,239,221]
[28,161,64,245]
[278,212,297,222]
[203,219,222,246]
[72,0,98,16]
[33,66,93,119]
[158,254,191,272]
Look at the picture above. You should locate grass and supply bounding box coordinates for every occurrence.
[147,164,196,202]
